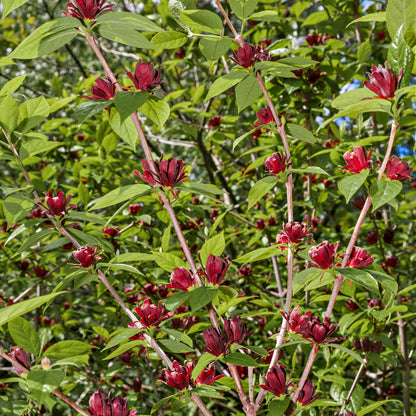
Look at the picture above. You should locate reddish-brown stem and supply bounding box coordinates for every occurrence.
[228,364,259,415]
[190,393,213,416]
[286,120,399,415]
[214,0,243,46]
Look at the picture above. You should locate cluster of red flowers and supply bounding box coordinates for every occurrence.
[87,388,137,416]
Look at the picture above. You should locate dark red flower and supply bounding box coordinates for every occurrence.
[309,241,338,269]
[134,298,167,328]
[195,363,224,385]
[224,316,249,346]
[84,77,116,101]
[208,116,222,129]
[127,59,162,92]
[202,327,227,357]
[87,388,135,416]
[346,246,373,269]
[254,107,274,127]
[305,33,332,46]
[167,267,195,291]
[276,222,309,246]
[383,229,394,244]
[255,45,270,62]
[205,254,230,285]
[386,254,398,268]
[159,360,193,390]
[8,347,30,375]
[28,207,47,219]
[102,227,119,237]
[128,204,141,215]
[343,147,373,173]
[256,219,266,230]
[374,30,386,42]
[44,190,75,216]
[133,377,142,393]
[72,245,102,268]
[260,364,293,397]
[63,0,114,22]
[134,158,188,188]
[364,62,402,99]
[366,230,378,245]
[385,156,413,181]
[230,43,257,68]
[264,152,287,176]
[345,300,358,311]
[352,196,366,210]
[32,266,48,278]
[367,298,383,309]
[297,380,319,406]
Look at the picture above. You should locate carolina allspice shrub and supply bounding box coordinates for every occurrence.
[0,1,414,416]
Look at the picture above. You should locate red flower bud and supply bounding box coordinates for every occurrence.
[205,254,230,285]
[254,107,274,127]
[385,254,398,268]
[72,245,102,268]
[127,59,162,92]
[260,364,293,397]
[297,380,319,406]
[202,327,227,357]
[366,230,378,245]
[364,61,402,99]
[309,241,338,269]
[224,316,249,346]
[276,222,309,246]
[343,146,373,173]
[208,116,222,129]
[8,347,30,375]
[128,204,141,215]
[167,267,194,291]
[264,152,287,176]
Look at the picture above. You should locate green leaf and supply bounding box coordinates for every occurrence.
[289,166,329,176]
[103,329,142,351]
[205,71,248,101]
[192,353,217,379]
[278,57,318,68]
[370,180,402,211]
[217,296,253,316]
[89,184,150,210]
[19,137,61,159]
[18,229,56,253]
[9,18,78,59]
[151,394,178,415]
[43,341,93,359]
[255,61,298,78]
[293,268,325,295]
[301,10,328,26]
[4,224,26,246]
[248,176,277,210]
[0,75,27,96]
[332,88,376,109]
[189,287,218,311]
[75,100,110,124]
[47,96,75,113]
[327,344,365,365]
[18,96,50,133]
[338,170,369,203]
[235,74,262,112]
[318,99,392,131]
[330,380,364,414]
[234,245,281,264]
[267,398,290,416]
[96,11,164,32]
[200,37,232,61]
[113,91,149,122]
[3,194,34,225]
[178,181,224,196]
[0,94,18,135]
[386,0,415,41]
[222,352,258,367]
[164,291,190,311]
[358,40,372,64]
[151,31,188,49]
[103,340,143,360]
[336,267,379,293]
[200,232,226,265]
[150,251,186,272]
[27,369,65,404]
[287,124,317,143]
[357,400,403,416]
[347,12,386,27]
[98,24,156,49]
[0,293,65,327]
[158,339,194,353]
[229,0,259,20]
[366,269,398,293]
[2,0,30,18]
[248,10,280,22]
[140,98,170,130]
[180,10,223,35]
[388,24,414,87]
[8,317,41,356]
[109,110,139,151]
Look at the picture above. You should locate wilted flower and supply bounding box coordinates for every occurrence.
[297,380,319,406]
[159,360,193,390]
[276,222,309,246]
[343,147,373,173]
[385,156,413,181]
[8,347,30,375]
[127,59,162,92]
[309,241,338,269]
[202,327,227,356]
[346,246,373,269]
[63,0,114,22]
[43,190,75,216]
[230,43,257,68]
[134,158,188,188]
[134,298,167,328]
[364,62,402,99]
[224,316,249,346]
[195,363,224,385]
[84,77,116,100]
[167,267,195,291]
[260,364,293,397]
[205,254,230,285]
[264,152,287,176]
[72,245,102,268]
[87,388,136,416]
